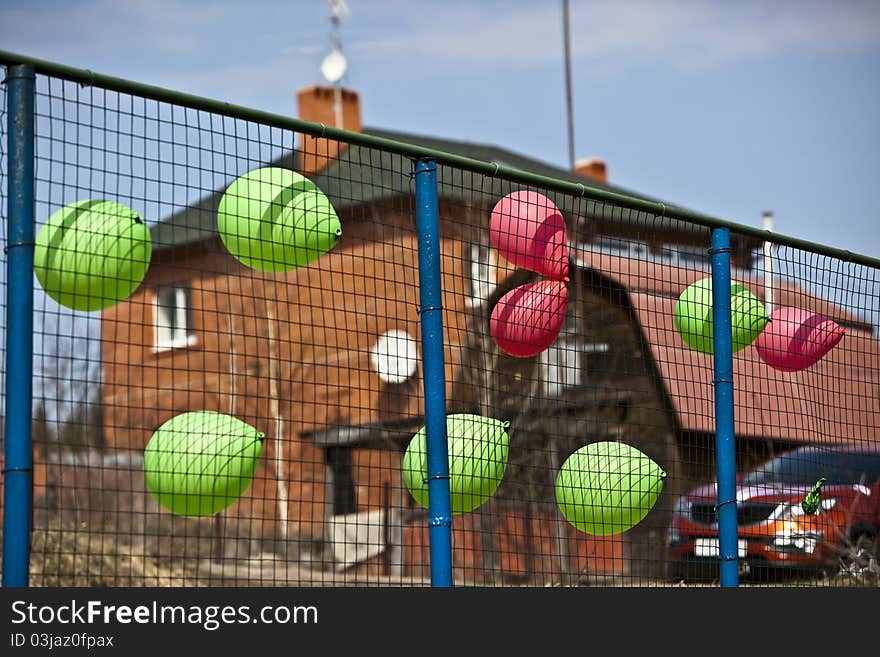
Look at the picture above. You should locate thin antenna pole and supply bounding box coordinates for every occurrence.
[763,211,774,315]
[562,0,575,170]
[330,11,344,128]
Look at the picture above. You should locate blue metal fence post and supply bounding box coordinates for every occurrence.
[2,64,36,587]
[413,158,453,587]
[709,227,739,588]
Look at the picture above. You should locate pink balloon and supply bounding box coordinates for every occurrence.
[490,279,569,358]
[490,191,569,280]
[754,306,845,372]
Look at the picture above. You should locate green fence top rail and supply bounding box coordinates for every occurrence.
[2,48,878,269]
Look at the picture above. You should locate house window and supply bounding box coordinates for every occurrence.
[676,244,709,266]
[544,339,581,397]
[591,237,647,258]
[542,311,609,395]
[154,285,195,351]
[466,243,497,308]
[659,244,709,267]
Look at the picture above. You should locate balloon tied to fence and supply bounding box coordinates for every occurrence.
[402,415,667,536]
[489,190,569,280]
[555,441,666,536]
[217,166,342,272]
[34,199,152,312]
[488,190,571,358]
[402,414,510,514]
[801,477,828,515]
[490,279,569,358]
[674,277,768,354]
[143,410,265,517]
[755,306,844,371]
[674,277,844,370]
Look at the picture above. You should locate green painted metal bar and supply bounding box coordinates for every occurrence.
[0,48,877,269]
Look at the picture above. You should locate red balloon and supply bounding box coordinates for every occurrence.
[490,191,569,280]
[754,306,845,372]
[490,279,569,358]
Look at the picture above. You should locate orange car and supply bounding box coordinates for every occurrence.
[667,445,880,583]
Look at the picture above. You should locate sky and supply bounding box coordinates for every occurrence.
[1,0,879,261]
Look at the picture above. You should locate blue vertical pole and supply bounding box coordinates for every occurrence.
[709,227,738,588]
[3,64,36,587]
[413,158,453,587]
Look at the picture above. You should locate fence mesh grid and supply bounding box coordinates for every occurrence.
[2,70,879,587]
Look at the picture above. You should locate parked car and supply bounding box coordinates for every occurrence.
[667,445,880,582]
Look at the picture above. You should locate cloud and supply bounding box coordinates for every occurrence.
[348,0,880,75]
[3,0,879,92]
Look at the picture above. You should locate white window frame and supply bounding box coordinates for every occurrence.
[466,243,498,308]
[153,285,196,352]
[542,311,609,395]
[673,244,710,266]
[590,237,648,258]
[543,340,610,396]
[543,339,581,397]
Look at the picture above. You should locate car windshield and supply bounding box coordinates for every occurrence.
[741,450,880,486]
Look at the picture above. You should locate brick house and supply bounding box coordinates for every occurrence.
[97,85,880,583]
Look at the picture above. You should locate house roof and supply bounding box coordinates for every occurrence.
[151,126,745,253]
[574,251,880,444]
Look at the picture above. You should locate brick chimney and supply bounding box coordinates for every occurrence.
[575,157,608,184]
[296,85,362,175]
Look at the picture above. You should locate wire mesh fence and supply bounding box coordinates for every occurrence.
[2,59,879,588]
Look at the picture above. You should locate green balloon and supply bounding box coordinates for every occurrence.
[403,414,510,514]
[34,199,152,311]
[555,441,666,536]
[143,411,264,517]
[673,277,768,354]
[217,166,342,272]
